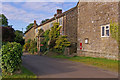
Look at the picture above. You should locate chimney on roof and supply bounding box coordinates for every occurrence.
[34,20,37,29]
[34,20,36,24]
[57,9,62,15]
[54,14,57,17]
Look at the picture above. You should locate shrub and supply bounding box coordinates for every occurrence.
[40,30,50,52]
[54,35,70,53]
[49,23,62,49]
[1,42,22,73]
[23,42,30,51]
[14,30,25,45]
[23,39,37,54]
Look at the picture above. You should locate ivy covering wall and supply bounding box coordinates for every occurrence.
[110,22,119,42]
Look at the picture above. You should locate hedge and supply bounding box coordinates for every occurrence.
[1,42,22,73]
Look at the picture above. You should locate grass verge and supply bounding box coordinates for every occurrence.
[2,66,37,78]
[51,55,118,72]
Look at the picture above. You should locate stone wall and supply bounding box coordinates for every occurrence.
[63,7,78,54]
[77,2,119,60]
[64,7,78,43]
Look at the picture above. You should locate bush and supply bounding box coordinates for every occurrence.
[49,23,62,49]
[54,35,70,53]
[40,30,50,52]
[23,39,37,54]
[14,30,25,45]
[1,42,22,73]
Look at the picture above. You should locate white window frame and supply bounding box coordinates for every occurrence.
[36,28,38,33]
[50,22,53,28]
[41,26,43,29]
[101,24,110,37]
[59,18,62,26]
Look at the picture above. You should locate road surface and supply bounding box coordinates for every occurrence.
[22,55,118,78]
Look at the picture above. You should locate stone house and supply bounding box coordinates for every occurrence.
[24,20,38,42]
[35,7,78,52]
[77,2,119,60]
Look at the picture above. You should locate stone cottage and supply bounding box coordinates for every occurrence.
[77,2,119,60]
[35,6,78,52]
[24,20,38,42]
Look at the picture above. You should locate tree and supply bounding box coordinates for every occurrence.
[54,35,70,53]
[41,19,49,24]
[0,14,8,26]
[14,30,25,45]
[1,27,15,42]
[49,22,62,49]
[26,23,34,31]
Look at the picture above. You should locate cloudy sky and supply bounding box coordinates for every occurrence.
[2,1,78,32]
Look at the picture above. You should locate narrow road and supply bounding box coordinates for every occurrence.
[22,55,118,78]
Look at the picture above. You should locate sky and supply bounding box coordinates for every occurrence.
[1,1,78,32]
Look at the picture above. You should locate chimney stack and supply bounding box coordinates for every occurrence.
[54,14,57,17]
[57,9,62,15]
[34,20,37,28]
[34,20,36,24]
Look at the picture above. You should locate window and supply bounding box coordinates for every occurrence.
[36,28,38,33]
[59,18,62,26]
[41,26,43,29]
[50,22,53,28]
[101,24,110,37]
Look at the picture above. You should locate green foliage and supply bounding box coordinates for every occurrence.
[2,27,15,42]
[2,66,37,78]
[49,23,62,40]
[52,55,118,72]
[54,35,70,53]
[26,23,34,31]
[29,40,37,54]
[40,30,50,52]
[0,14,8,26]
[1,42,22,73]
[110,22,119,42]
[23,39,31,51]
[49,23,62,49]
[40,22,70,54]
[41,19,49,24]
[38,29,44,36]
[23,39,37,54]
[14,30,25,45]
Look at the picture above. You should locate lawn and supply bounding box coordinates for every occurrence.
[2,66,37,78]
[51,55,119,72]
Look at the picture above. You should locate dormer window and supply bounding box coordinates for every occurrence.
[101,24,110,37]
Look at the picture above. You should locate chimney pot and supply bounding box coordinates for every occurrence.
[57,9,62,14]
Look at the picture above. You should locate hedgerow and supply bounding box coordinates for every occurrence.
[1,42,22,74]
